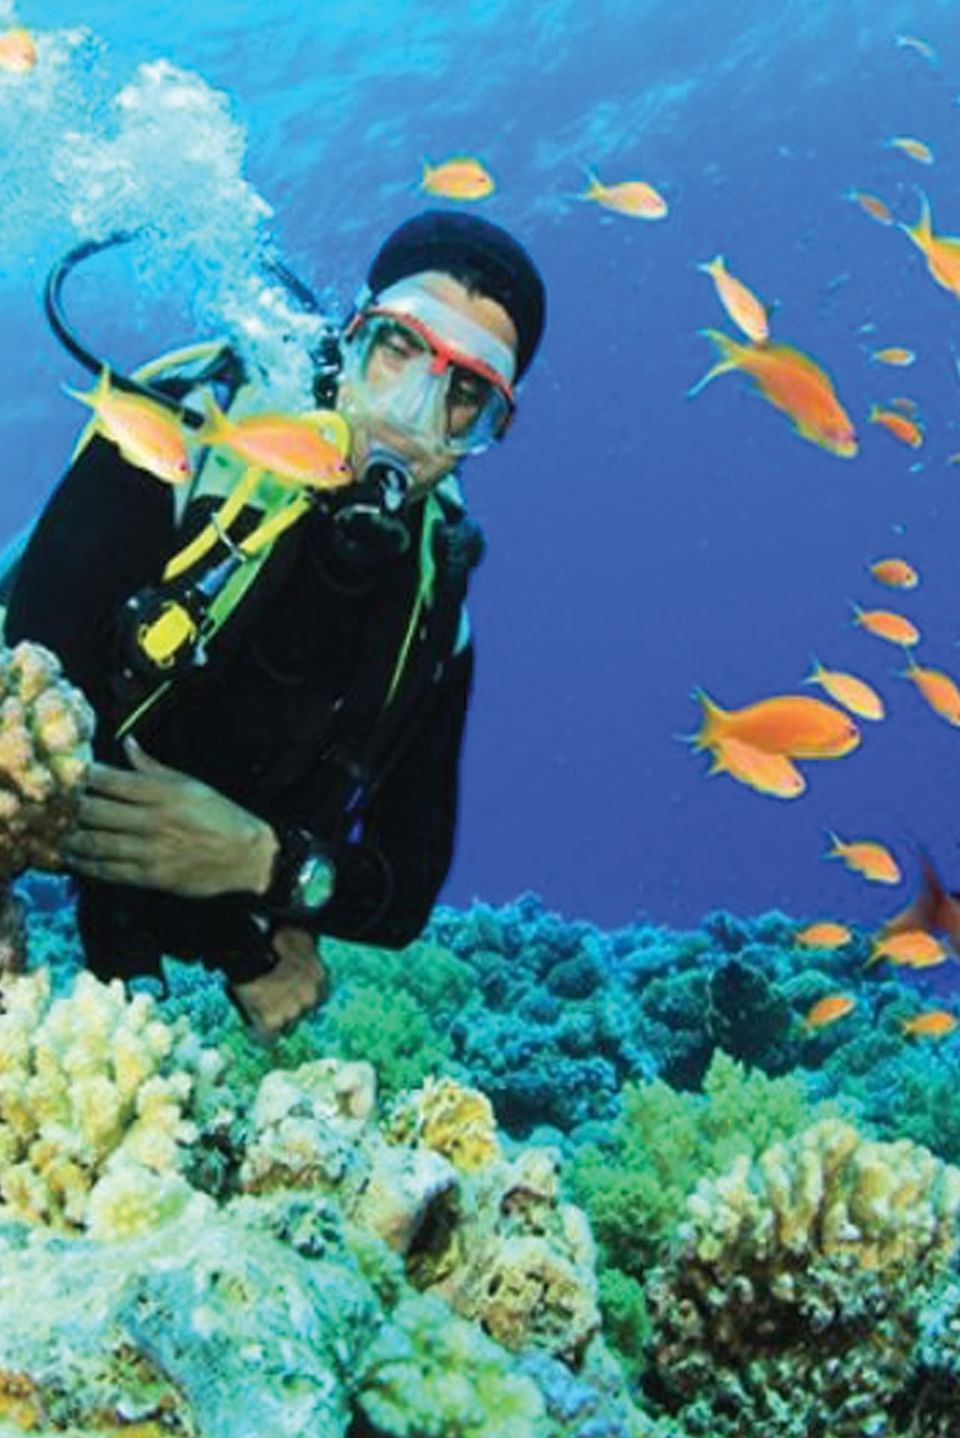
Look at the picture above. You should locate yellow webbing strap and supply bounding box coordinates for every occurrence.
[385,491,442,709]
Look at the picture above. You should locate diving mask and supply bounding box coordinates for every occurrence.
[340,279,517,456]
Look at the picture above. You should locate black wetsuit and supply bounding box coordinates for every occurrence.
[5,435,477,984]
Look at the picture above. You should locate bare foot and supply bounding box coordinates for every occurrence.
[231,927,331,1040]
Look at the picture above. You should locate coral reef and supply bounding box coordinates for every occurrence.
[643,1118,960,1435]
[0,968,646,1438]
[237,1061,601,1363]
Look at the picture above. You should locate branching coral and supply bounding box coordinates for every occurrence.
[0,641,94,878]
[0,968,225,1240]
[643,1118,960,1435]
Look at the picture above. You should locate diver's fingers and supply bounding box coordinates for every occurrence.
[64,853,143,884]
[74,794,156,832]
[83,763,172,805]
[63,829,146,864]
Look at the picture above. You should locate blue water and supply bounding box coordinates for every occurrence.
[3,0,960,936]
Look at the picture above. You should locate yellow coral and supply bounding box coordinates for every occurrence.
[388,1077,501,1173]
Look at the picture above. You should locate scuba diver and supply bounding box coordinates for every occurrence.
[3,209,547,1040]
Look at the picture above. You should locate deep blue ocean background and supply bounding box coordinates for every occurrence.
[3,0,960,939]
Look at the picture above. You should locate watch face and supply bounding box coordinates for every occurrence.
[297,854,334,908]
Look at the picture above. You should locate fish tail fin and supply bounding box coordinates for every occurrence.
[848,598,865,626]
[196,389,229,447]
[697,254,724,276]
[687,330,743,399]
[62,364,111,411]
[578,165,603,200]
[824,829,844,858]
[689,686,729,749]
[803,655,824,686]
[900,190,933,246]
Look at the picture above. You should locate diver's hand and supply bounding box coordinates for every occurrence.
[62,738,278,899]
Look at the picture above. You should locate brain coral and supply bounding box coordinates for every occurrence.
[643,1118,960,1436]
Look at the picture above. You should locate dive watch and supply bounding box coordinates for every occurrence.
[261,825,335,913]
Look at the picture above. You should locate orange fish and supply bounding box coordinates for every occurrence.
[901,655,960,726]
[804,994,856,1030]
[871,347,916,366]
[900,1010,958,1039]
[866,928,948,968]
[0,26,35,73]
[698,256,769,344]
[693,690,860,759]
[852,604,920,647]
[420,156,495,201]
[197,395,351,488]
[796,921,853,949]
[803,660,885,721]
[883,850,960,955]
[825,832,901,884]
[689,331,858,458]
[869,557,919,589]
[868,405,924,447]
[846,190,893,226]
[707,736,805,799]
[888,136,935,164]
[581,170,668,220]
[900,193,960,299]
[64,366,192,486]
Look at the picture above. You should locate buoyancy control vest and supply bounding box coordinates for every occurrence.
[103,342,485,827]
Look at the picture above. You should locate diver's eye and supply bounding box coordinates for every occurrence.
[376,321,427,364]
[448,367,490,412]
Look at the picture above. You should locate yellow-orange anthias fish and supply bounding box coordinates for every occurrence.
[852,604,920,647]
[64,366,192,485]
[707,735,805,799]
[846,190,893,226]
[866,928,948,968]
[871,346,916,366]
[900,1010,958,1039]
[198,396,351,488]
[689,331,858,458]
[900,193,960,299]
[804,994,856,1030]
[796,920,853,949]
[581,171,668,220]
[803,661,885,721]
[883,850,960,956]
[420,155,495,200]
[888,136,935,164]
[0,26,36,73]
[870,557,919,589]
[901,656,960,726]
[825,832,902,885]
[869,405,924,448]
[693,689,860,759]
[698,256,769,343]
